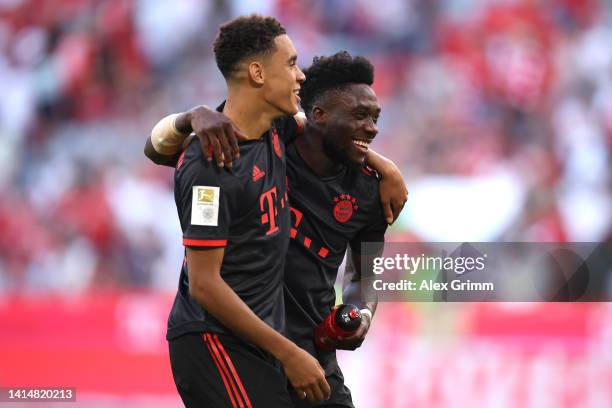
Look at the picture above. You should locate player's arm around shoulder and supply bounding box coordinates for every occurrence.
[144,105,243,168]
[365,149,409,225]
[144,112,191,167]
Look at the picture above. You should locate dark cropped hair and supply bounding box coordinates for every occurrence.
[299,51,374,117]
[213,14,286,79]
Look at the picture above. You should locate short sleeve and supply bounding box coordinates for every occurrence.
[177,142,233,248]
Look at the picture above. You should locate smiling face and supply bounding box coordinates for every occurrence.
[261,34,306,116]
[316,83,381,166]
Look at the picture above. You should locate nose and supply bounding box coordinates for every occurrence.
[296,66,306,83]
[365,118,378,138]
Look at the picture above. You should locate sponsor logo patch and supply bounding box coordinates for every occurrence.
[191,186,220,226]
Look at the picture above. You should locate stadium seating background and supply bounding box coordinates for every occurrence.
[1,0,611,406]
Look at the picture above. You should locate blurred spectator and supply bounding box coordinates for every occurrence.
[0,0,611,292]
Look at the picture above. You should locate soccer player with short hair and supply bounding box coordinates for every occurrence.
[148,51,404,407]
[150,15,330,407]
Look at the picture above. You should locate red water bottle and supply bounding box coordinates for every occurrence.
[314,304,362,350]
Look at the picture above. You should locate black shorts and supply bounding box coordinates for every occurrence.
[169,332,294,408]
[289,351,354,408]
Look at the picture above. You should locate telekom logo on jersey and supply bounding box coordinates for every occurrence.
[259,186,331,259]
[259,187,280,235]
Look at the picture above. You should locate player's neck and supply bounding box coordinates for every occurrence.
[224,90,276,140]
[296,128,344,178]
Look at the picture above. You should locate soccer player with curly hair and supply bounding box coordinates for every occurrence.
[281,51,387,408]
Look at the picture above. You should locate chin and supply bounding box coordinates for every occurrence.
[268,97,298,117]
[289,100,300,114]
[346,155,365,168]
[279,103,298,116]
[353,151,367,163]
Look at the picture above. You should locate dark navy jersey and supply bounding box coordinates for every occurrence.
[283,141,387,353]
[167,117,297,340]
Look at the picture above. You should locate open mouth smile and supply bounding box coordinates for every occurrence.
[352,139,371,151]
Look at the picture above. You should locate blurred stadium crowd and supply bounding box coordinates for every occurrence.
[0,0,611,294]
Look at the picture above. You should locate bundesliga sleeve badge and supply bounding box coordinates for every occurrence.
[191,186,220,226]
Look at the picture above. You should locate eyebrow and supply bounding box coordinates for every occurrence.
[353,105,381,114]
[288,55,297,63]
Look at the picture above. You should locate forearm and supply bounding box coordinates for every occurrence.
[343,278,377,315]
[144,112,191,166]
[366,149,407,224]
[144,137,182,166]
[365,149,393,175]
[342,248,378,314]
[191,276,298,361]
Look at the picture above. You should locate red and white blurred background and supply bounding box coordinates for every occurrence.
[0,0,611,407]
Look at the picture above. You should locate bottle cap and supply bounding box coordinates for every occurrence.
[335,304,362,332]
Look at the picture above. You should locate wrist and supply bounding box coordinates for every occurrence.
[360,308,373,325]
[270,338,299,363]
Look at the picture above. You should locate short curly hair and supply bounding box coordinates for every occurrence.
[213,14,286,79]
[299,51,374,117]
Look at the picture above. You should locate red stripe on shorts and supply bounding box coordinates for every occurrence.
[213,334,253,408]
[202,333,240,408]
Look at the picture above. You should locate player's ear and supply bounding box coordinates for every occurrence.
[248,61,265,86]
[312,106,327,124]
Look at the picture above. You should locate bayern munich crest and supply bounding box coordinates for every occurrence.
[333,194,358,223]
